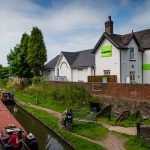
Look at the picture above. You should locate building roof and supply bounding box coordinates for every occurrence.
[45,55,60,69]
[92,29,150,53]
[45,49,95,70]
[72,49,95,68]
[62,52,80,66]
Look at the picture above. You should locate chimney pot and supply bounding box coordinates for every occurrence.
[105,16,113,35]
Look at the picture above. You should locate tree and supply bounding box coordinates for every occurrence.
[0,66,9,79]
[7,33,32,78]
[27,27,47,76]
[7,44,21,76]
[19,33,32,77]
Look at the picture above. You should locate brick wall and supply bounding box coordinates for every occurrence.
[48,81,150,118]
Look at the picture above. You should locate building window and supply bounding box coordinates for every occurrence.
[129,47,135,60]
[130,71,135,82]
[104,70,110,75]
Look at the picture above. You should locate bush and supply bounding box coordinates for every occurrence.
[32,76,45,84]
[0,78,9,86]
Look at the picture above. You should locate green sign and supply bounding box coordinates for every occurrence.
[143,64,150,70]
[101,45,112,57]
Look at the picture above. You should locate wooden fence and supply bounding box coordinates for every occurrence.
[88,75,117,83]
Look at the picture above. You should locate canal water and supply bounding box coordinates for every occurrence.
[7,105,72,150]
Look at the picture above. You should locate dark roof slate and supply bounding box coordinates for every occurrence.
[62,52,80,66]
[45,55,60,69]
[93,29,150,53]
[72,49,95,67]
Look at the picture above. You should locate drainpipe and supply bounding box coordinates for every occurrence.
[142,50,144,84]
[120,50,122,83]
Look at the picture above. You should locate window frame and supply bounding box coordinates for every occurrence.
[130,71,135,82]
[129,47,135,60]
[103,70,110,75]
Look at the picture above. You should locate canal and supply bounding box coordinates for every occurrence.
[7,105,72,150]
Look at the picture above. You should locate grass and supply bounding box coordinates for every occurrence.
[18,102,105,150]
[113,131,150,150]
[0,80,96,113]
[73,121,108,140]
[98,115,150,127]
[125,136,150,150]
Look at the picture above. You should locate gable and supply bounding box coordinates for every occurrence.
[92,33,128,54]
[95,37,120,58]
[56,54,70,69]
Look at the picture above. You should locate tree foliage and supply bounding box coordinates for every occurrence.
[19,33,32,77]
[7,27,47,78]
[27,27,47,76]
[0,65,9,79]
[7,44,21,76]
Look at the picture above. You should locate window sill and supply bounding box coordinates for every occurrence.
[129,59,136,61]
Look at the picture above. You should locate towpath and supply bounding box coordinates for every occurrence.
[16,99,136,150]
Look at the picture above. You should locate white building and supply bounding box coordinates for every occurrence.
[92,16,150,84]
[44,49,95,82]
[44,16,150,84]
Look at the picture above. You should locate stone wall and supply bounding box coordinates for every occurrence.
[139,125,150,145]
[100,96,150,118]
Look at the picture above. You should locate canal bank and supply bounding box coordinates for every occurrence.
[15,101,105,150]
[7,104,74,150]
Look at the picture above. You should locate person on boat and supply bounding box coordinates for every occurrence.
[8,129,22,150]
[26,133,39,150]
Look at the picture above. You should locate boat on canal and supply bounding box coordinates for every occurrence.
[0,101,38,150]
[0,89,15,105]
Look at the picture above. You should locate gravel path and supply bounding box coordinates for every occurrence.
[98,121,136,135]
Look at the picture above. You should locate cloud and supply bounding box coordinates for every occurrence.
[116,0,150,34]
[1,0,148,66]
[0,0,115,66]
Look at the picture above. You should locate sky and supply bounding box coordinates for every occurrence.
[0,0,150,66]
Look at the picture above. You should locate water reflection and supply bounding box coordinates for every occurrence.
[13,105,18,115]
[7,105,72,150]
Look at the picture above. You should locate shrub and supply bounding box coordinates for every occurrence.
[32,76,45,84]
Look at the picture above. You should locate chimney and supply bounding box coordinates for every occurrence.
[105,16,113,35]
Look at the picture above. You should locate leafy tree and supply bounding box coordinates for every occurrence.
[27,27,47,76]
[7,44,21,76]
[0,66,9,79]
[7,33,32,78]
[19,33,32,77]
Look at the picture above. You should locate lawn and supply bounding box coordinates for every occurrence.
[73,121,108,140]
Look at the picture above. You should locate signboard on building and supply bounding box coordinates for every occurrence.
[101,45,112,57]
[143,64,150,70]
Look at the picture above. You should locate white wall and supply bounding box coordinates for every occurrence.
[95,38,120,82]
[56,55,71,81]
[121,39,142,83]
[43,70,55,81]
[72,67,93,82]
[143,50,150,83]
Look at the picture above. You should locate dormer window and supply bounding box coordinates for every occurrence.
[129,47,135,60]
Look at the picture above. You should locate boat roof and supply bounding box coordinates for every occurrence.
[0,101,26,136]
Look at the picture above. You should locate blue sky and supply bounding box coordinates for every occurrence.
[0,0,150,66]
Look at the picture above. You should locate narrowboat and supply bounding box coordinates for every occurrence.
[0,89,15,105]
[0,101,38,150]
